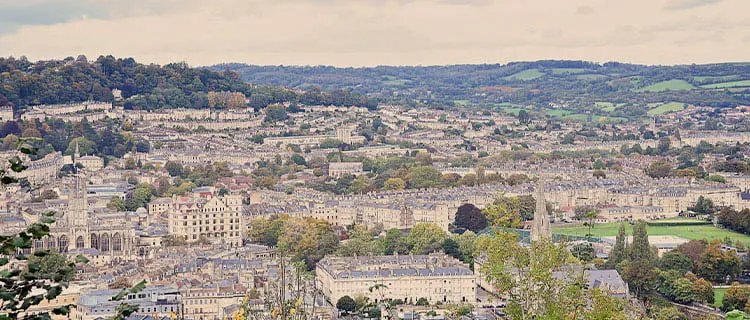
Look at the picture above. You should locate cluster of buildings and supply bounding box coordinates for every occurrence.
[1,99,748,319]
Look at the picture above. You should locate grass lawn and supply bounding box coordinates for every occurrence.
[701,80,750,89]
[647,102,686,115]
[714,288,727,308]
[636,79,695,92]
[504,69,544,81]
[553,221,750,245]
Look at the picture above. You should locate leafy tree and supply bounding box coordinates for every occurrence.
[621,220,657,298]
[476,232,627,319]
[381,228,408,255]
[690,196,715,215]
[405,166,443,189]
[698,240,742,282]
[383,177,406,191]
[415,298,429,306]
[651,306,688,320]
[676,239,708,267]
[164,161,184,177]
[672,278,695,304]
[692,278,714,304]
[453,203,487,233]
[570,243,595,262]
[646,160,674,178]
[658,251,694,274]
[337,296,357,314]
[405,223,447,254]
[722,282,749,312]
[290,154,307,166]
[605,223,628,269]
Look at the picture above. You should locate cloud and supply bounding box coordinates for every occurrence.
[0,0,747,66]
[664,0,724,10]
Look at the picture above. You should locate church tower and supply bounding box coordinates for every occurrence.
[67,172,89,250]
[530,177,551,242]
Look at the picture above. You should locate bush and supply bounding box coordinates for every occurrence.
[416,297,429,306]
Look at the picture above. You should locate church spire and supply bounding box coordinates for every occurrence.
[530,176,551,242]
[74,141,80,159]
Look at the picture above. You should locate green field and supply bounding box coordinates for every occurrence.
[553,221,750,245]
[693,75,740,83]
[504,69,545,81]
[551,68,587,75]
[714,288,727,308]
[636,79,695,92]
[647,102,686,115]
[701,80,750,89]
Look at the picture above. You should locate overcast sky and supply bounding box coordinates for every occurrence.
[0,0,748,66]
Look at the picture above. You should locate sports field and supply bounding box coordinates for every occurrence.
[553,220,750,245]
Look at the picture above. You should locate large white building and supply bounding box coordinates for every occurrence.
[166,194,244,247]
[316,253,476,305]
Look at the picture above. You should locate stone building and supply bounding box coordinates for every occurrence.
[328,162,364,178]
[316,253,475,305]
[166,194,244,247]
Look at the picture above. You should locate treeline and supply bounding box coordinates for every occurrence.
[718,208,750,235]
[0,118,148,161]
[602,222,747,314]
[0,56,375,111]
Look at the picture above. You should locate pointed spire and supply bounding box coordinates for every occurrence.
[531,175,551,242]
[74,141,80,159]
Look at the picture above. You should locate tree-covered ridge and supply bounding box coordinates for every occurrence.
[0,56,375,111]
[213,60,750,111]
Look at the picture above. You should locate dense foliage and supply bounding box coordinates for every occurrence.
[0,56,375,111]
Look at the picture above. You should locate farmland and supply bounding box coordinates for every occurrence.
[647,102,686,115]
[701,80,750,89]
[636,79,695,92]
[504,69,544,81]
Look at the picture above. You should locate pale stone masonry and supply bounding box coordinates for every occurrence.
[316,253,476,305]
[327,162,364,178]
[167,194,244,247]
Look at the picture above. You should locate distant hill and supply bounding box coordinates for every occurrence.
[0,56,374,112]
[210,61,750,114]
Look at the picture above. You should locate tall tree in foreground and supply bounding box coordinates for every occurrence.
[605,223,628,269]
[621,220,657,299]
[476,231,629,319]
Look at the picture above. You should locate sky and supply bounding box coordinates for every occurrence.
[0,0,748,67]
